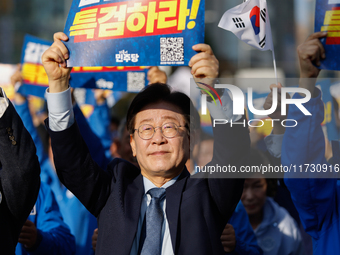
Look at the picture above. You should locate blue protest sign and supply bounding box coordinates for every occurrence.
[70,66,149,92]
[317,79,339,140]
[315,0,340,70]
[63,0,205,67]
[19,34,149,98]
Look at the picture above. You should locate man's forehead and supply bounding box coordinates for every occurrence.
[136,112,184,125]
[135,102,185,124]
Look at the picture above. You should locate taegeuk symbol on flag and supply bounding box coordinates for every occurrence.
[218,0,273,51]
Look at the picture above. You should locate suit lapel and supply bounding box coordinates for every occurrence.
[166,168,190,253]
[124,172,144,254]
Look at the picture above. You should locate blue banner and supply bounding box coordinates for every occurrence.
[315,0,340,70]
[317,79,339,140]
[70,66,149,92]
[63,0,205,67]
[20,34,149,98]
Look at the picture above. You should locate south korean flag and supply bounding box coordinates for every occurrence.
[218,0,273,52]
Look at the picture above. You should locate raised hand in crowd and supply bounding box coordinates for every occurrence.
[189,44,219,81]
[10,64,23,88]
[42,32,71,93]
[94,89,107,105]
[297,31,327,96]
[10,64,25,104]
[147,66,167,84]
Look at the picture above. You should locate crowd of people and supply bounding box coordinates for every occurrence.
[0,29,337,255]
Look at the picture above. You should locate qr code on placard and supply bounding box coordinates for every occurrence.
[160,37,184,64]
[127,72,145,92]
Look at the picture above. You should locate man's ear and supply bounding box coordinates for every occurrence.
[130,135,136,157]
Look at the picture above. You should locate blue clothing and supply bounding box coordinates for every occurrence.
[87,101,112,160]
[227,202,263,255]
[74,103,110,170]
[253,198,303,255]
[14,101,101,255]
[283,88,340,255]
[15,182,75,255]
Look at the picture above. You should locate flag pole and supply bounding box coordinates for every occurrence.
[271,50,278,85]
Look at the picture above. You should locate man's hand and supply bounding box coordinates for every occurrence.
[297,32,327,97]
[18,220,38,249]
[147,67,167,84]
[189,44,219,88]
[221,224,236,253]
[298,32,327,79]
[41,32,71,93]
[92,228,98,251]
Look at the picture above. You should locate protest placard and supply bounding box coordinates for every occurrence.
[63,0,205,67]
[315,0,340,70]
[19,34,149,98]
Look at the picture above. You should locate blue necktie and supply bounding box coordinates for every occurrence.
[140,188,166,255]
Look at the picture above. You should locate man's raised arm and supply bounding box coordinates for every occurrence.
[42,32,113,217]
[189,44,250,222]
[282,32,337,241]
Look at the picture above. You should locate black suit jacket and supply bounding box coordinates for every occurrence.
[47,117,249,255]
[0,102,40,254]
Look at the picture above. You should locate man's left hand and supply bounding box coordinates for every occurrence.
[189,44,219,86]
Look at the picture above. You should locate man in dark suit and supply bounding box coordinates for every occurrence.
[0,88,41,254]
[42,32,250,255]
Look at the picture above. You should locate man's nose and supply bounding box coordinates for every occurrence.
[152,127,166,143]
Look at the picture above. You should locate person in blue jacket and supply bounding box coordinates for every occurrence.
[222,201,263,255]
[88,89,112,160]
[15,182,75,255]
[282,31,340,255]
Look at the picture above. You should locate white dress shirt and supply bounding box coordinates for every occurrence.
[0,88,9,118]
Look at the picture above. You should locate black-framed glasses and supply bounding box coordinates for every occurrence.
[134,122,185,140]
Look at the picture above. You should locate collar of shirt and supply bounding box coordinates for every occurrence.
[142,174,180,194]
[0,87,9,119]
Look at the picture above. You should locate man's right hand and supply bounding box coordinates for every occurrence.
[41,32,71,93]
[298,31,327,79]
[297,31,327,97]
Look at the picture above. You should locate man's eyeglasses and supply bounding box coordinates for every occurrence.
[134,122,185,140]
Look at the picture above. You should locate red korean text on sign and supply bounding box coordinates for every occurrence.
[71,66,147,72]
[69,0,201,43]
[321,7,340,45]
[22,63,49,86]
